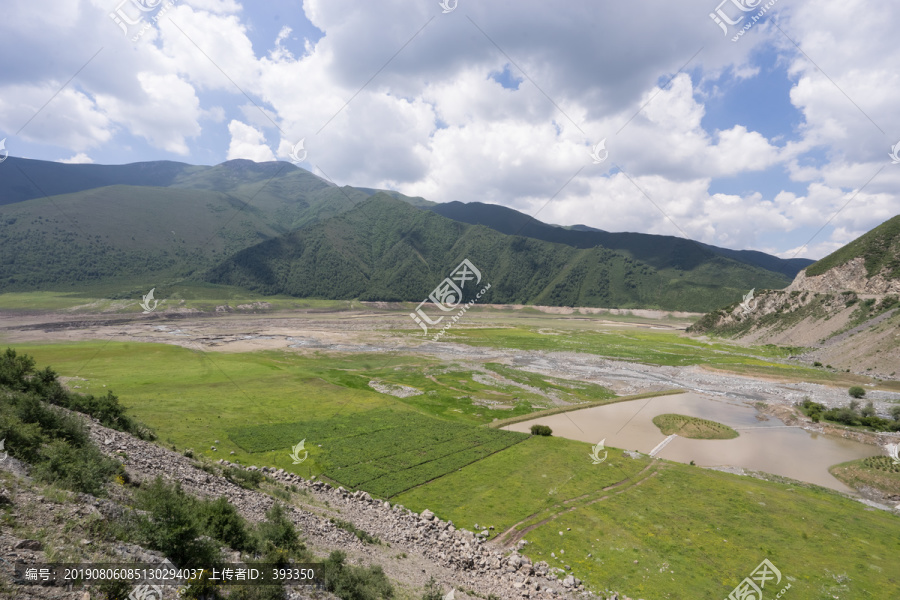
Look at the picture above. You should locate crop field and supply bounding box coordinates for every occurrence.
[651,413,739,439]
[229,407,527,497]
[831,456,900,497]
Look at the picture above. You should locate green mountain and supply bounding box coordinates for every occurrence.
[0,159,420,290]
[204,194,794,312]
[0,157,811,309]
[803,214,900,280]
[0,185,278,290]
[430,201,812,278]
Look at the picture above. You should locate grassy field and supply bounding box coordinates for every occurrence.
[651,414,739,439]
[2,342,583,470]
[395,438,900,599]
[6,338,900,599]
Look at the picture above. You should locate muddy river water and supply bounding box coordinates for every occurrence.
[506,392,880,493]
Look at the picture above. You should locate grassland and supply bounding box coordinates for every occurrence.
[2,342,587,472]
[7,334,900,599]
[651,414,739,439]
[395,438,900,599]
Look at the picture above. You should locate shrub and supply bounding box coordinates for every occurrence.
[320,550,394,600]
[813,361,822,367]
[229,586,285,600]
[223,466,263,489]
[32,439,122,496]
[824,407,859,426]
[330,518,381,545]
[132,477,221,567]
[256,503,303,557]
[199,496,255,553]
[849,386,866,399]
[860,402,876,418]
[890,406,900,421]
[530,424,552,436]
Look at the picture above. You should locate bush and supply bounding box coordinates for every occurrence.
[530,424,552,436]
[223,466,263,489]
[132,477,221,567]
[824,407,859,426]
[31,439,122,496]
[320,550,394,600]
[861,402,876,418]
[229,586,285,600]
[849,386,866,399]
[256,503,303,557]
[890,406,900,421]
[330,518,381,545]
[199,496,255,553]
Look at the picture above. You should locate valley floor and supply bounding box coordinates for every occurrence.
[1,302,899,599]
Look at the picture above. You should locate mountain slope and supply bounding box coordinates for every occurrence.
[429,201,812,278]
[0,157,200,205]
[688,215,900,378]
[0,185,279,290]
[204,194,797,312]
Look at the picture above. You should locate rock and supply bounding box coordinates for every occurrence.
[421,509,435,521]
[562,576,575,588]
[210,446,216,451]
[230,451,235,455]
[15,539,42,550]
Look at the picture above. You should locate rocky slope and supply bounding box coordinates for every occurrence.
[0,413,641,600]
[688,217,900,378]
[786,257,900,295]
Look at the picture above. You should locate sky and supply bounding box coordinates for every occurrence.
[1,0,899,260]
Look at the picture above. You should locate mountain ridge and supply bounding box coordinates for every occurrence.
[429,200,812,277]
[204,194,799,312]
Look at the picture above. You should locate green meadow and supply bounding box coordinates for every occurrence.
[6,336,899,599]
[395,438,900,599]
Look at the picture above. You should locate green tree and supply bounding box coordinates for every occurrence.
[849,386,866,399]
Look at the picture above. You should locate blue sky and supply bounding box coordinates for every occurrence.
[0,0,898,259]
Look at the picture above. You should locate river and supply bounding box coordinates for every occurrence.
[505,392,880,493]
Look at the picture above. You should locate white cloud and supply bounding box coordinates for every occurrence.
[0,0,896,259]
[225,119,274,161]
[58,152,94,163]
